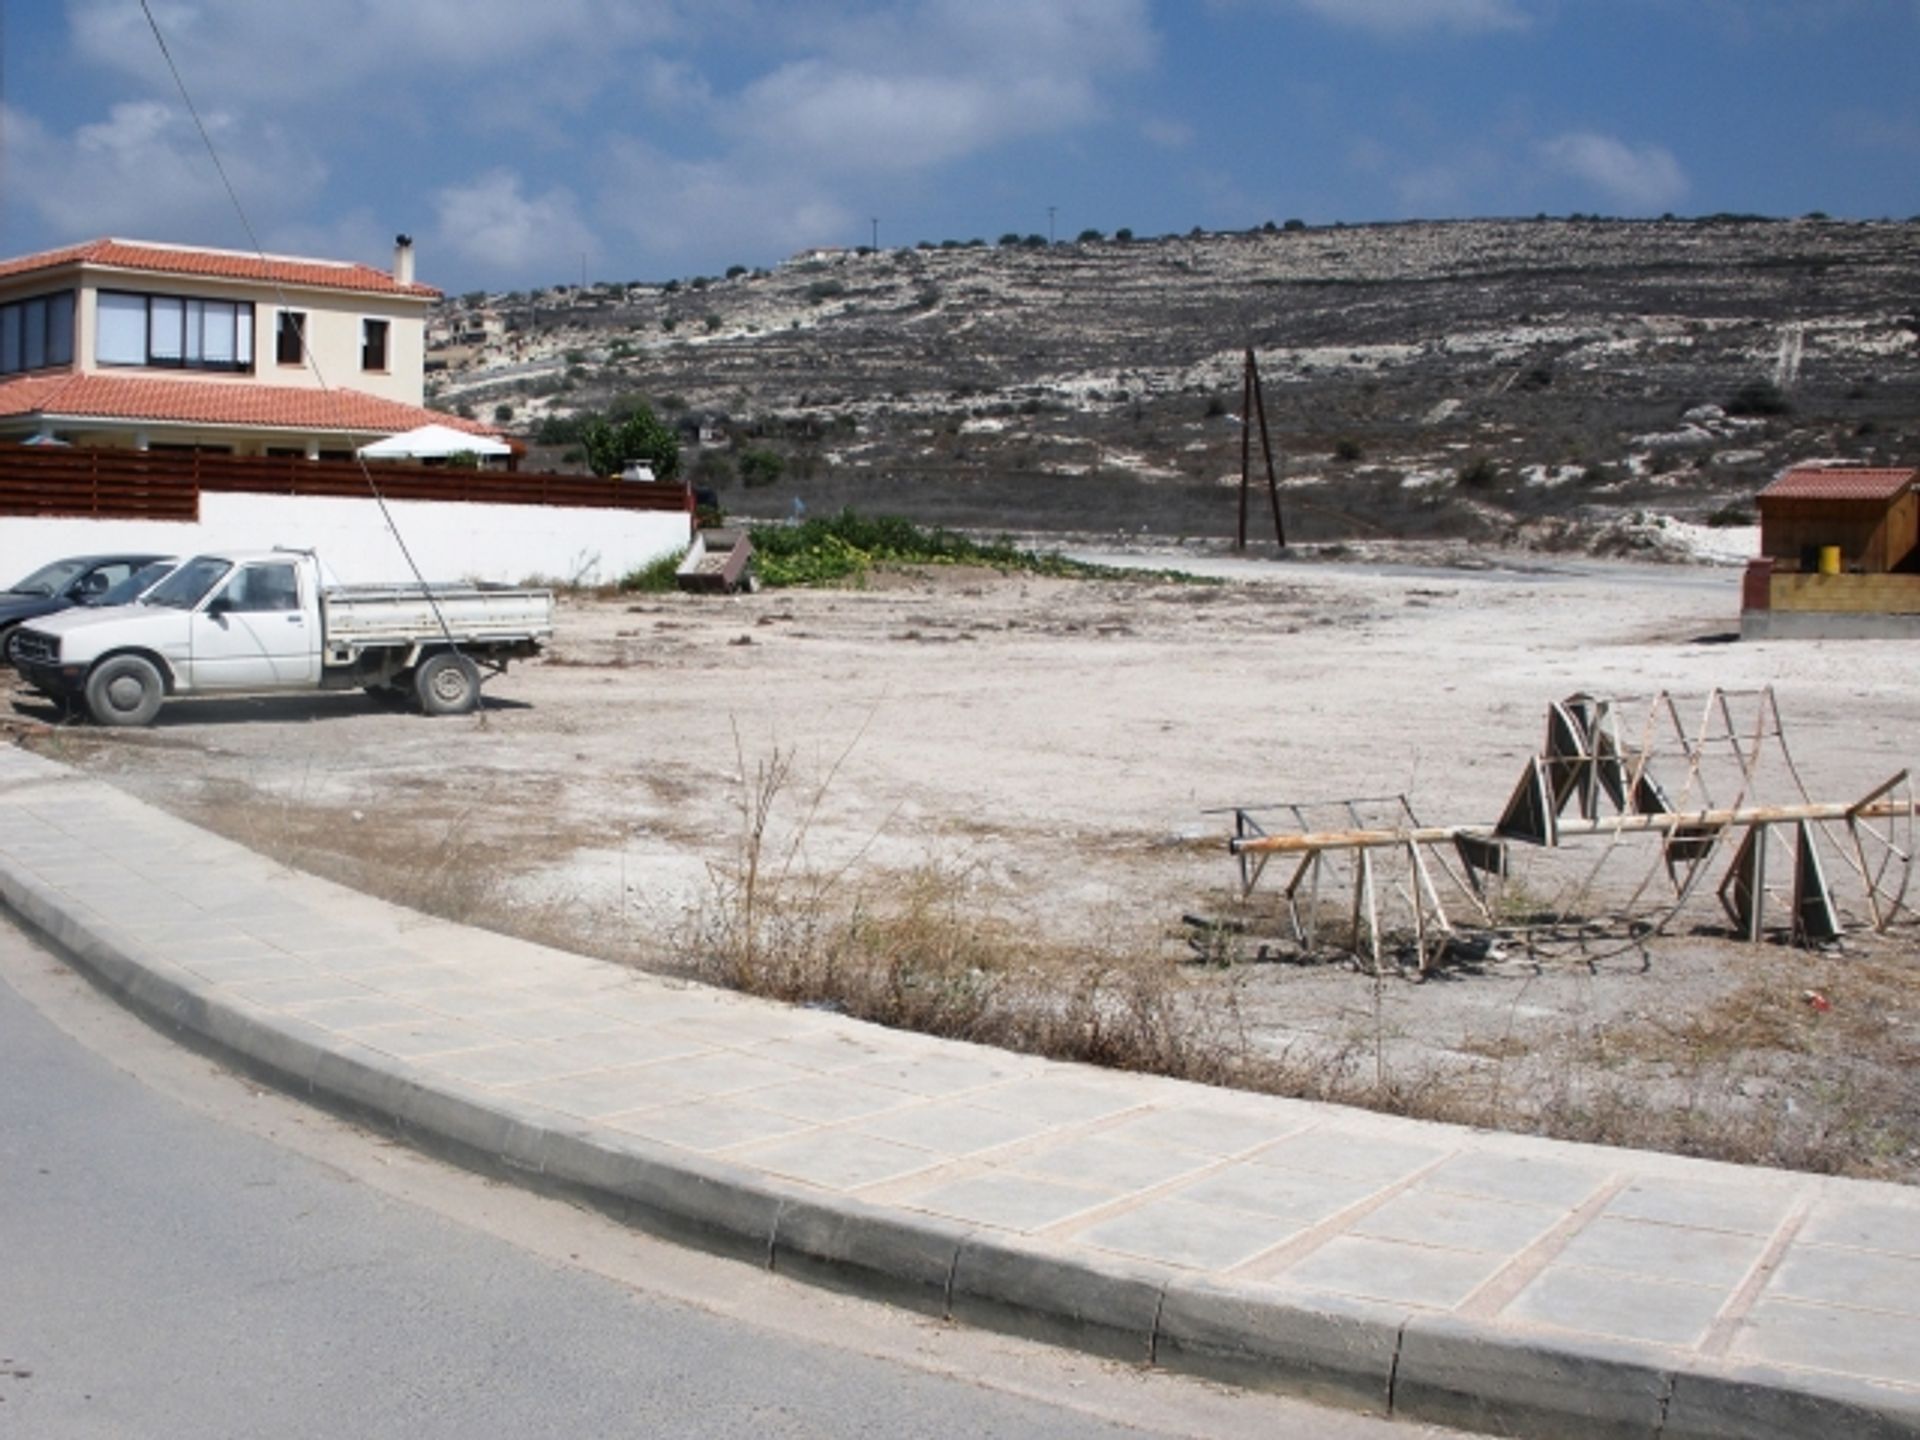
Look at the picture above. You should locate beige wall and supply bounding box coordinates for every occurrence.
[57,270,429,406]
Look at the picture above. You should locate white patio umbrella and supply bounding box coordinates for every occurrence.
[357,423,511,459]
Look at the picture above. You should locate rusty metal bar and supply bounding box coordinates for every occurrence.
[1229,793,1917,858]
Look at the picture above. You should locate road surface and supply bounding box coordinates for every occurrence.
[0,916,1460,1440]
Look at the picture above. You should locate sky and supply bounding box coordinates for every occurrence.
[2,0,1918,295]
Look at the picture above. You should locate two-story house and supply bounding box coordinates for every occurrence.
[0,236,495,457]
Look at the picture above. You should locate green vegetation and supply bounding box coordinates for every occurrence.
[618,546,686,592]
[746,510,1142,588]
[738,447,785,488]
[580,402,682,480]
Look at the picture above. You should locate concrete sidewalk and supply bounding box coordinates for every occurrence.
[2,745,1916,1439]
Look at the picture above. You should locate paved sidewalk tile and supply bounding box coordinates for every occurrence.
[1283,1235,1508,1309]
[1075,1197,1312,1271]
[1502,1266,1728,1347]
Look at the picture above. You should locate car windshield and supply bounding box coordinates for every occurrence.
[7,559,88,598]
[97,560,178,607]
[144,557,232,610]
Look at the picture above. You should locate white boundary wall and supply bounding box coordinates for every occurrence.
[1,492,691,586]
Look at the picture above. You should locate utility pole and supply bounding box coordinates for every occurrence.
[1047,206,1056,245]
[870,217,879,252]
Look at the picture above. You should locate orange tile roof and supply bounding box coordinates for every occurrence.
[0,371,496,439]
[1760,467,1917,502]
[0,238,438,299]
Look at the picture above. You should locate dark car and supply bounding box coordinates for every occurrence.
[0,553,176,663]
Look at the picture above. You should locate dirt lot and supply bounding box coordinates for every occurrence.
[13,545,1919,1181]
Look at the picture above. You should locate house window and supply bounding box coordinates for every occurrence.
[276,310,307,365]
[0,290,76,375]
[96,291,252,372]
[361,318,389,371]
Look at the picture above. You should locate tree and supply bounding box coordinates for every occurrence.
[738,448,784,488]
[581,405,682,480]
[1077,228,1104,243]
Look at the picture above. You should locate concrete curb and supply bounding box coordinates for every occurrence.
[4,841,1917,1440]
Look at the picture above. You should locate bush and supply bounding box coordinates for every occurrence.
[493,404,515,424]
[1077,228,1104,243]
[1706,502,1754,528]
[1113,227,1133,243]
[619,546,686,592]
[805,280,846,304]
[1332,437,1364,462]
[580,404,682,480]
[725,264,747,278]
[745,510,1149,588]
[738,448,784,488]
[1456,455,1500,490]
[693,450,735,488]
[1726,380,1791,417]
[997,233,1022,247]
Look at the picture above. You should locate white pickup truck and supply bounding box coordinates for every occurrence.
[11,549,552,726]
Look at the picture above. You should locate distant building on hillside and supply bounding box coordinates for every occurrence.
[1742,464,1919,638]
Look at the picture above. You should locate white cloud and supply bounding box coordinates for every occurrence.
[429,170,602,281]
[1289,0,1530,36]
[1537,131,1688,210]
[1,100,325,243]
[596,139,853,267]
[726,0,1154,172]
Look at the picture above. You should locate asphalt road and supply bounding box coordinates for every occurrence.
[0,918,1455,1440]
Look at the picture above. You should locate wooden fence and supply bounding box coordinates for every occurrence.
[0,446,694,522]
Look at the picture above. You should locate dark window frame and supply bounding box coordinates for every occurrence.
[361,317,390,371]
[0,289,77,376]
[276,310,307,366]
[94,289,253,373]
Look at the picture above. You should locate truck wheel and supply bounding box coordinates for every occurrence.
[415,652,481,716]
[85,655,165,727]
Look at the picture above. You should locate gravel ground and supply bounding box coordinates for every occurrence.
[13,543,1919,1178]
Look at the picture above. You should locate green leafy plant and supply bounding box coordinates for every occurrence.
[745,509,1172,588]
[580,404,682,480]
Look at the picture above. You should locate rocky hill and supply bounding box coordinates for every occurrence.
[426,218,1920,550]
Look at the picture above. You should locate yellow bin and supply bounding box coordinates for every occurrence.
[1817,545,1843,575]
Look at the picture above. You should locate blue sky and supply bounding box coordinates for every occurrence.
[3,1,1917,294]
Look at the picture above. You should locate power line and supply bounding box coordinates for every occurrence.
[136,0,465,669]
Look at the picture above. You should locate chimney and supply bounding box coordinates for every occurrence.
[393,233,415,286]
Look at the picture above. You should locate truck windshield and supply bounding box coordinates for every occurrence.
[145,557,232,610]
[97,560,178,606]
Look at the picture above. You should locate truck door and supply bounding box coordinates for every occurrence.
[189,560,322,688]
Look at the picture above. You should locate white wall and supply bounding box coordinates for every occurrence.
[1,493,691,586]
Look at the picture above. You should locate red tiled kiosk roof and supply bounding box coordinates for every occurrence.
[1760,467,1917,503]
[0,371,496,439]
[0,238,438,299]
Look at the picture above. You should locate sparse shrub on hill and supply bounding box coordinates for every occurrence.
[738,448,784,488]
[1333,437,1364,462]
[1457,455,1500,490]
[1726,380,1791,416]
